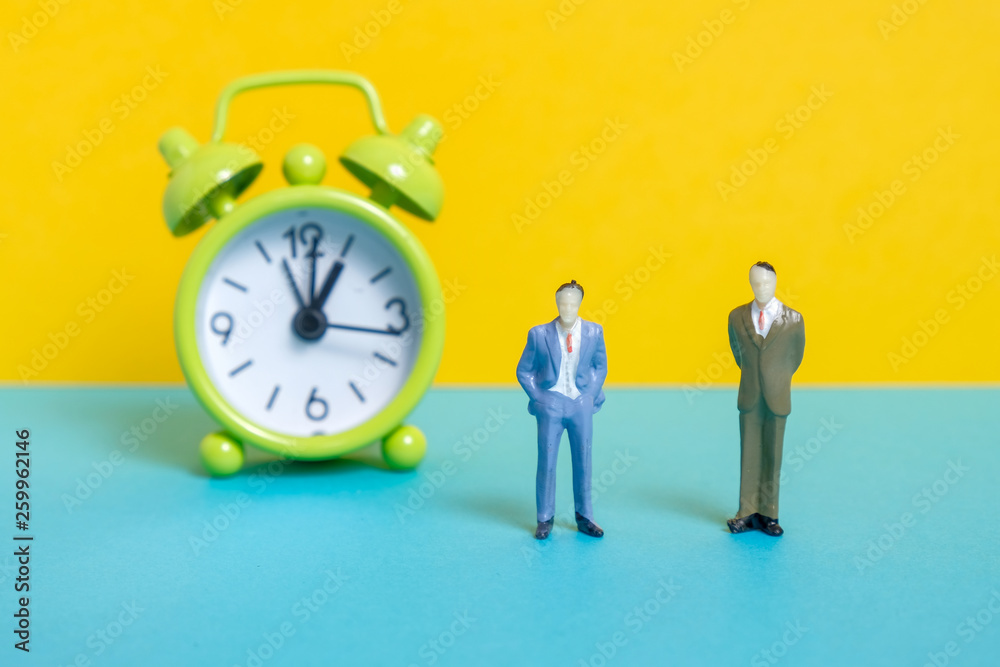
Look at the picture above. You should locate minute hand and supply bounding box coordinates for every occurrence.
[312,260,344,310]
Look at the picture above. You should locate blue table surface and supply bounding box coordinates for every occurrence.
[1,387,998,667]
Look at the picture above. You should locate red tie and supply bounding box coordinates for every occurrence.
[758,310,765,332]
[566,333,573,353]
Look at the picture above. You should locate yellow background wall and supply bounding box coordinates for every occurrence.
[3,1,998,384]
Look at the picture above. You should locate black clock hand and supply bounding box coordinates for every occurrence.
[282,259,306,310]
[306,237,322,305]
[313,260,344,311]
[326,322,403,336]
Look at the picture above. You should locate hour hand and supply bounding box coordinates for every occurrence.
[313,260,344,310]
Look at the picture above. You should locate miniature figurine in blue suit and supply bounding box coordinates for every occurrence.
[516,280,607,540]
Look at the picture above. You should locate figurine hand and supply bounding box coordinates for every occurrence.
[526,392,547,416]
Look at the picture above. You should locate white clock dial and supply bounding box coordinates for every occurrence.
[195,207,423,437]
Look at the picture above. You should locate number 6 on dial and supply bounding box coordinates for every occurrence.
[158,70,446,476]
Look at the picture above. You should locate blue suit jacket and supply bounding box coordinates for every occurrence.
[516,318,608,416]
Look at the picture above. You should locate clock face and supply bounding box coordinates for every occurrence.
[194,206,424,437]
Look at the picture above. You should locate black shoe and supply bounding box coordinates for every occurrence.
[575,512,604,538]
[757,515,783,536]
[727,515,755,533]
[535,519,554,540]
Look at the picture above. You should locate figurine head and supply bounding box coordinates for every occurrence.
[555,280,584,328]
[749,261,776,307]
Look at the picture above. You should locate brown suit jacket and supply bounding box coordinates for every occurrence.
[728,302,805,416]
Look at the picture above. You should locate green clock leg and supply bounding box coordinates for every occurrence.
[200,431,245,476]
[382,425,426,470]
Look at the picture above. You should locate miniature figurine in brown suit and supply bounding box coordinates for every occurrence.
[726,262,805,537]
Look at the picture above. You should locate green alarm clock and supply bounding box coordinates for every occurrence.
[157,70,445,476]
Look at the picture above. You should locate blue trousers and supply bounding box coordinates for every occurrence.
[535,392,594,522]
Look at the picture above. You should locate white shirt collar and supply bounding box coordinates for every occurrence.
[752,297,781,316]
[556,317,581,336]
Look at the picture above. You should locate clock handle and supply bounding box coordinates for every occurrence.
[209,70,391,142]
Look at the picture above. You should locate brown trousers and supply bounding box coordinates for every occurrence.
[737,401,786,520]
